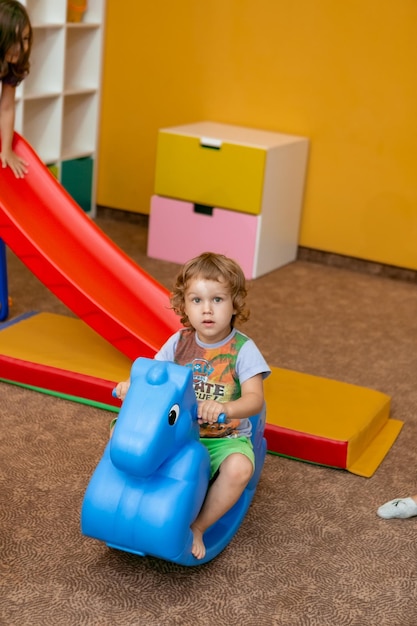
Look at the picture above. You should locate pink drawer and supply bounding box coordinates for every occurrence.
[147,196,258,279]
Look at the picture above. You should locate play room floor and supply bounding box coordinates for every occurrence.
[2,209,417,626]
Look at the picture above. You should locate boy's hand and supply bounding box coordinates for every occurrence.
[114,380,130,401]
[197,400,226,425]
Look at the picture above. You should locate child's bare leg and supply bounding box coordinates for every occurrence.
[191,453,253,559]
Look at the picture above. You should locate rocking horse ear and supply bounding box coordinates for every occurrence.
[146,361,169,386]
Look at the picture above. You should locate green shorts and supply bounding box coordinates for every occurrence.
[201,437,255,479]
[108,419,254,480]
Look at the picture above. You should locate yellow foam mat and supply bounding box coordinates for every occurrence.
[0,314,403,477]
[264,368,403,477]
[0,313,132,382]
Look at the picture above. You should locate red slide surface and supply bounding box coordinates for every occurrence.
[0,133,181,360]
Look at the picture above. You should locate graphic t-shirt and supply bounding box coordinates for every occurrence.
[155,327,271,438]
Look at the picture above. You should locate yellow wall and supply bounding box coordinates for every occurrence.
[97,1,417,270]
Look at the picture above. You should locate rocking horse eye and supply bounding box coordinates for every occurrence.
[168,404,180,426]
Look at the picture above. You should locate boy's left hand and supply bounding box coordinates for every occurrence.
[197,400,226,425]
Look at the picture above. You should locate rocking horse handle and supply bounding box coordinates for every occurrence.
[112,388,227,423]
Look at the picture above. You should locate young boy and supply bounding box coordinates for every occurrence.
[115,252,270,559]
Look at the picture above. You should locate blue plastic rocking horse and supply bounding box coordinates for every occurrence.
[81,357,267,566]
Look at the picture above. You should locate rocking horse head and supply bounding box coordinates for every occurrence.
[110,358,199,477]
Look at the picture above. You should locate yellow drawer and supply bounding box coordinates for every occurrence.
[154,130,266,215]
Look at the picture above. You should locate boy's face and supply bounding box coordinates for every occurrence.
[184,276,236,344]
[5,25,30,63]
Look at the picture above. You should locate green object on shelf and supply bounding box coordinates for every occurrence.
[61,157,93,213]
[48,164,59,179]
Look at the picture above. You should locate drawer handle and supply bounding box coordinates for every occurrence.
[194,204,213,216]
[200,136,222,150]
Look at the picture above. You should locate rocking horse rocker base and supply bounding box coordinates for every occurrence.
[81,358,267,566]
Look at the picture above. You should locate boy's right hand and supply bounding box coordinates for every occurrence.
[114,380,130,401]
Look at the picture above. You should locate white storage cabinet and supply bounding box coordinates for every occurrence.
[14,0,105,215]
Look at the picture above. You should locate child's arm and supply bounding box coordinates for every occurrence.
[109,379,130,437]
[0,83,28,178]
[197,374,264,425]
[114,378,131,401]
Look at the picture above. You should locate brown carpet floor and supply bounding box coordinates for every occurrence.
[1,210,417,626]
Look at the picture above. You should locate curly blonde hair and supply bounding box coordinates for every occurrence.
[170,252,250,327]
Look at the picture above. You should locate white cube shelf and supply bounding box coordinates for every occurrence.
[14,0,106,215]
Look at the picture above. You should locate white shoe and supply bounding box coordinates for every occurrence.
[377,497,417,519]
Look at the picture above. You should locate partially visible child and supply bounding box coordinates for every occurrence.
[114,252,271,559]
[377,494,417,519]
[0,0,32,177]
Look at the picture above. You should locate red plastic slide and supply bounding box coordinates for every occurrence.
[0,133,181,360]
